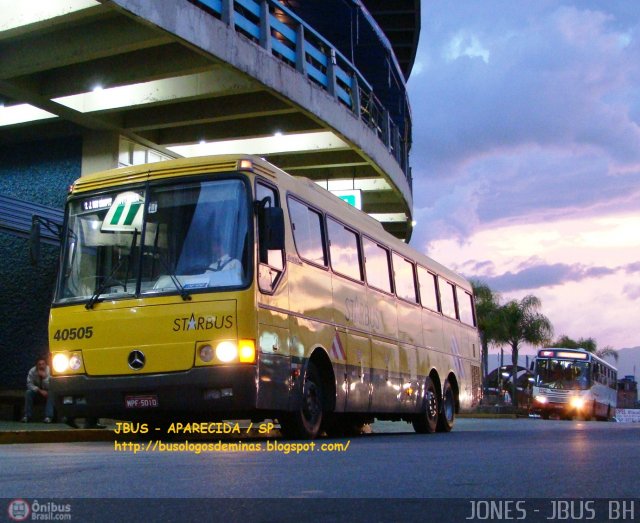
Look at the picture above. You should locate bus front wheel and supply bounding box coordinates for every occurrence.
[413,377,438,434]
[437,379,455,432]
[279,361,323,439]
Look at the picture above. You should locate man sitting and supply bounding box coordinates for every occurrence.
[22,355,54,423]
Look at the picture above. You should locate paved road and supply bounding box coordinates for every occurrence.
[1,419,638,521]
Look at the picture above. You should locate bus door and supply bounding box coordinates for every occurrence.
[256,181,289,410]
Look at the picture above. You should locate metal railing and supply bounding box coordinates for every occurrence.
[192,0,410,181]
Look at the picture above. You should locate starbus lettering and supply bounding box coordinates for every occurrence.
[173,313,233,332]
[345,296,381,330]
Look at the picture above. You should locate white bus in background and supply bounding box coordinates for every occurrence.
[531,348,616,420]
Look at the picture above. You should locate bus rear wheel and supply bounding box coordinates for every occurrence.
[279,361,323,439]
[437,379,455,432]
[412,377,438,434]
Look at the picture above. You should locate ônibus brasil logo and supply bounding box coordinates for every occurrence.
[7,499,30,521]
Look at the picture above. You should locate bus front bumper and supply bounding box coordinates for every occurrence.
[50,366,259,421]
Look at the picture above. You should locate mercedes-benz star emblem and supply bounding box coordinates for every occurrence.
[128,350,146,370]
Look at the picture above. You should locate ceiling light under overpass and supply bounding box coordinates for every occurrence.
[168,131,349,157]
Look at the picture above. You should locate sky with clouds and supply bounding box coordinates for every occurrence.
[406,1,640,351]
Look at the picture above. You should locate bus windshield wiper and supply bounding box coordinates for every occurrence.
[85,229,138,310]
[152,252,192,301]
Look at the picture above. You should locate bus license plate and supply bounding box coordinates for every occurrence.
[125,395,158,408]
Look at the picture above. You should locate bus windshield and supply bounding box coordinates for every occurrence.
[536,358,591,390]
[56,177,250,304]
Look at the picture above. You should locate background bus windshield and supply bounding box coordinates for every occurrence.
[536,359,590,390]
[57,178,250,303]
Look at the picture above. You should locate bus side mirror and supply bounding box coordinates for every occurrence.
[29,216,41,266]
[259,207,285,251]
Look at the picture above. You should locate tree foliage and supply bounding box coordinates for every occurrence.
[471,280,502,390]
[494,295,554,406]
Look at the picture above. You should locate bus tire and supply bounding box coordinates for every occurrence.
[279,361,323,439]
[437,379,455,432]
[412,377,438,434]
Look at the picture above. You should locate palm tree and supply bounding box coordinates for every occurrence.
[495,295,553,406]
[471,280,502,395]
[595,345,619,362]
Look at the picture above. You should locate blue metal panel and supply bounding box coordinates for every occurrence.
[235,0,260,18]
[0,195,63,246]
[336,86,351,107]
[235,12,260,38]
[196,0,222,15]
[272,39,296,63]
[270,16,296,43]
[306,63,328,87]
[335,66,352,88]
[304,42,328,67]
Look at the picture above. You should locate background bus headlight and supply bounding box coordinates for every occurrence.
[570,397,585,409]
[534,395,548,404]
[52,353,69,373]
[216,341,237,363]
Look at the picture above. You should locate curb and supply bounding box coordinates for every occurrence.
[457,413,517,419]
[0,429,115,445]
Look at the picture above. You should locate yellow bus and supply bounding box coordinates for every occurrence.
[39,155,481,438]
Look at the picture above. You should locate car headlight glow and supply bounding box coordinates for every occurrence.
[535,395,548,404]
[216,341,238,363]
[570,397,585,409]
[52,353,69,373]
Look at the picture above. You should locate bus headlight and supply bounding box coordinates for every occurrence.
[216,341,238,363]
[199,345,214,363]
[570,397,585,410]
[53,353,83,373]
[534,395,548,404]
[52,353,70,373]
[69,353,82,371]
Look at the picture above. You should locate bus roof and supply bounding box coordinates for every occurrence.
[70,154,473,292]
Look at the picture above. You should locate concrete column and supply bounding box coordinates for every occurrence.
[350,73,361,118]
[222,0,234,26]
[260,0,271,52]
[81,130,120,176]
[327,48,337,97]
[295,25,306,74]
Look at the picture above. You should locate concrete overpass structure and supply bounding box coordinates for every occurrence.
[0,0,419,237]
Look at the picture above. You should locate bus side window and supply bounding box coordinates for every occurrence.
[363,237,392,293]
[288,197,327,267]
[392,252,417,303]
[417,266,440,312]
[439,277,458,320]
[256,182,284,293]
[457,287,476,326]
[327,217,362,281]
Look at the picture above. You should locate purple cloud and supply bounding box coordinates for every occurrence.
[407,1,640,246]
[476,262,616,292]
